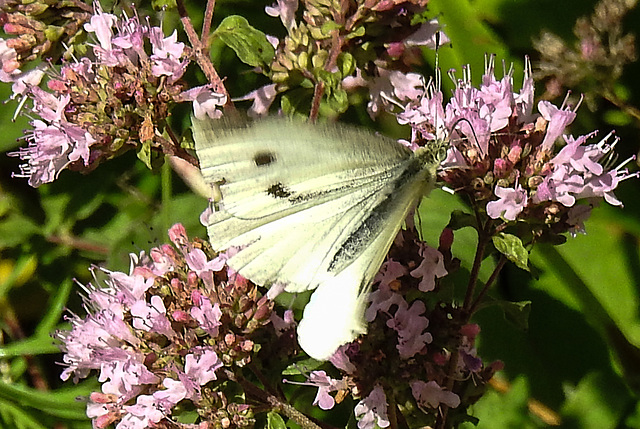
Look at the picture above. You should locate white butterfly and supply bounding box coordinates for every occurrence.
[193,117,448,360]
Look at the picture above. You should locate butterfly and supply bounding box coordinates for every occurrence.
[192,116,449,360]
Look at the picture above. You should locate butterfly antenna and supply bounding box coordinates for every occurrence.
[434,31,442,94]
[450,117,485,158]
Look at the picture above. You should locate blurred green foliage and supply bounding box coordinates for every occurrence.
[1,0,639,427]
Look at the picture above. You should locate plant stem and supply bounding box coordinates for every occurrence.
[176,0,234,111]
[222,369,326,429]
[468,255,507,316]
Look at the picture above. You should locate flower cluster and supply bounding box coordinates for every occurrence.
[299,225,501,428]
[248,0,444,116]
[534,0,636,103]
[9,2,224,187]
[379,57,636,241]
[0,0,92,77]
[56,224,273,429]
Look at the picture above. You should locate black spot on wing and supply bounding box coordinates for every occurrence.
[267,182,293,198]
[254,151,276,167]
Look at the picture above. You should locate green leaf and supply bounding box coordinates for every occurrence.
[424,0,516,93]
[0,380,90,420]
[561,372,631,429]
[136,140,153,169]
[282,358,323,375]
[337,52,355,78]
[485,299,532,330]
[0,255,37,298]
[267,411,287,429]
[281,87,313,118]
[0,398,48,429]
[459,377,534,429]
[214,15,275,68]
[492,233,529,271]
[447,210,477,231]
[344,25,365,40]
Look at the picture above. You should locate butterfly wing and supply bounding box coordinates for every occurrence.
[296,158,436,359]
[193,117,438,359]
[193,117,415,290]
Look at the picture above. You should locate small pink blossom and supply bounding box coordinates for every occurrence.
[179,85,227,119]
[121,394,165,428]
[153,378,187,406]
[411,380,460,409]
[354,385,390,429]
[265,0,299,30]
[190,290,222,336]
[236,83,278,117]
[184,347,223,386]
[387,300,432,358]
[410,244,447,292]
[486,184,528,220]
[329,345,356,374]
[307,371,346,410]
[130,295,176,339]
[365,282,407,322]
[538,100,578,150]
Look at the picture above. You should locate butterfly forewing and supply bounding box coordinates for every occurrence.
[193,117,417,289]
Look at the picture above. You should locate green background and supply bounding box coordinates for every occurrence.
[1,0,640,427]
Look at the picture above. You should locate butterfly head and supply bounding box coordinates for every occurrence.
[414,136,451,172]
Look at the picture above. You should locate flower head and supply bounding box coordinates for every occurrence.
[56,224,273,428]
[10,3,192,187]
[385,56,637,237]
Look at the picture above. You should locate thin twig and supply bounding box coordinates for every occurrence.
[176,0,234,111]
[222,369,325,429]
[1,303,49,391]
[201,0,216,44]
[467,255,508,316]
[309,81,325,123]
[309,27,345,121]
[462,230,487,310]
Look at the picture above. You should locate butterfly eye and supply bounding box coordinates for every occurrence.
[436,145,448,163]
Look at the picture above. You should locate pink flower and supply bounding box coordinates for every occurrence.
[486,184,528,220]
[365,282,407,322]
[387,300,432,358]
[153,378,187,406]
[130,295,177,339]
[409,243,447,292]
[236,83,278,117]
[99,355,159,400]
[184,347,223,386]
[329,344,356,374]
[190,290,222,336]
[533,132,637,207]
[179,85,227,120]
[265,0,299,30]
[538,100,577,150]
[354,385,390,429]
[121,394,165,428]
[308,371,345,410]
[410,380,460,409]
[149,28,187,82]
